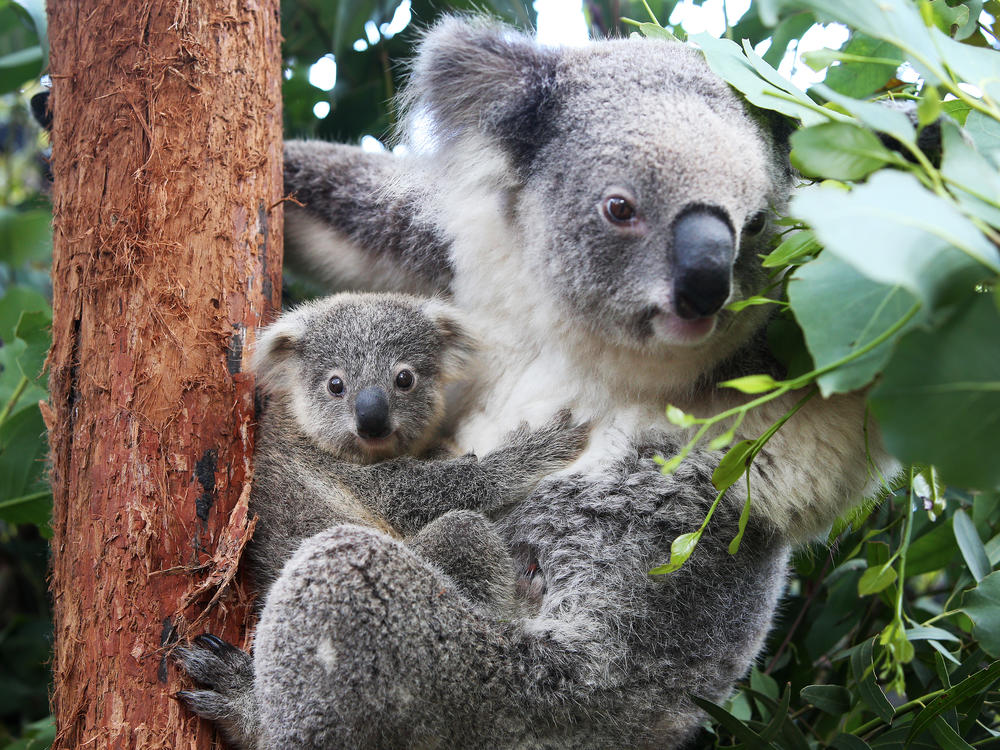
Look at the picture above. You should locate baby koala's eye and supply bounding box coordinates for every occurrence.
[328,376,345,396]
[603,196,637,224]
[394,369,415,391]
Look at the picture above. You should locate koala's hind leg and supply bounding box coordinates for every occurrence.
[253,524,528,749]
[408,509,519,614]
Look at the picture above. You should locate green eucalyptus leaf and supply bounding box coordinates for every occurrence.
[0,46,42,95]
[692,32,830,125]
[729,493,752,554]
[13,309,51,382]
[712,440,756,492]
[649,530,702,575]
[790,121,896,180]
[964,111,1000,168]
[654,454,684,475]
[851,637,895,722]
[870,295,1000,490]
[907,659,1000,741]
[719,374,781,394]
[11,0,47,68]
[926,717,975,750]
[917,86,941,129]
[708,428,735,451]
[905,626,960,642]
[761,229,820,268]
[726,295,782,312]
[906,517,960,577]
[954,508,992,582]
[801,48,840,71]
[638,22,679,41]
[788,253,920,396]
[858,562,898,595]
[924,0,970,35]
[941,120,1000,228]
[689,695,779,748]
[832,734,873,750]
[665,404,697,427]
[942,100,972,125]
[0,207,54,267]
[824,32,904,98]
[800,684,852,715]
[0,404,48,511]
[810,83,915,146]
[790,171,1000,311]
[962,573,1000,657]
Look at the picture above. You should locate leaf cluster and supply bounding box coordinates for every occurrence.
[639,0,1000,745]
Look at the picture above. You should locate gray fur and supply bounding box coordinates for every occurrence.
[178,18,891,749]
[245,292,590,590]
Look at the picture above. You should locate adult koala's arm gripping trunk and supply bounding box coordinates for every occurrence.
[283,142,453,294]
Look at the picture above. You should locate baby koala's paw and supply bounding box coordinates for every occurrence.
[175,634,261,750]
[491,409,591,495]
[522,408,592,469]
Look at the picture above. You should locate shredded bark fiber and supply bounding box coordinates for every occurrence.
[46,0,282,747]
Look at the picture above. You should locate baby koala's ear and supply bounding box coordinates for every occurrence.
[250,310,308,395]
[422,298,479,380]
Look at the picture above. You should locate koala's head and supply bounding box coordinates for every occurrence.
[252,293,477,463]
[406,19,791,354]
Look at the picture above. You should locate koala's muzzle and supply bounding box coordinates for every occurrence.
[671,208,735,320]
[355,387,392,439]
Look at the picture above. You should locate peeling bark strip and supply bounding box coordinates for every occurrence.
[46,1,282,747]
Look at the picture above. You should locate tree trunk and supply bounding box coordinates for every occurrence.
[45,0,282,747]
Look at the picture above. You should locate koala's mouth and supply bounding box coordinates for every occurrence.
[638,307,718,346]
[355,431,400,455]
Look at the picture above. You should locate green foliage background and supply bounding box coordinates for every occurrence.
[0,0,998,747]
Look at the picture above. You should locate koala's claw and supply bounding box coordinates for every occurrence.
[193,632,236,654]
[175,636,261,749]
[175,634,254,692]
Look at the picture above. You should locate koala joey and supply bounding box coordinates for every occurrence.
[245,291,589,602]
[178,292,588,748]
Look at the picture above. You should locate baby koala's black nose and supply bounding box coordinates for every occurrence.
[355,387,392,439]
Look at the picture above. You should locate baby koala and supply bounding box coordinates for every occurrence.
[246,292,589,610]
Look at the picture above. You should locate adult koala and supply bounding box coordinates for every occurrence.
[182,17,889,749]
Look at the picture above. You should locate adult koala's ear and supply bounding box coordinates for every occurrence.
[421,297,479,381]
[250,312,306,396]
[406,16,559,163]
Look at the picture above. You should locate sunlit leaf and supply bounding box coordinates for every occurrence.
[791,171,1000,311]
[790,122,897,180]
[788,253,920,396]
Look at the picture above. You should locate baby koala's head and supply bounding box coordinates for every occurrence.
[253,292,477,463]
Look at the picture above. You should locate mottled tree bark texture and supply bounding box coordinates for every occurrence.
[45,0,282,747]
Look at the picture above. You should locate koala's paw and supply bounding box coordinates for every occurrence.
[175,634,261,750]
[494,409,591,491]
[524,408,592,466]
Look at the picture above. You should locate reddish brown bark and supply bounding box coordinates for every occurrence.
[45,0,282,747]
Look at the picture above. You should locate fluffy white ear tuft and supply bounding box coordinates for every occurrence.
[422,297,479,381]
[402,16,559,159]
[250,312,308,395]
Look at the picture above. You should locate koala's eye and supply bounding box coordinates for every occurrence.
[744,211,768,236]
[603,196,637,224]
[394,369,415,391]
[328,376,345,396]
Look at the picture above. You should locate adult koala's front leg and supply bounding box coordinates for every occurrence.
[283,141,452,295]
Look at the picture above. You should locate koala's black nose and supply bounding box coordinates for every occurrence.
[355,387,392,439]
[671,207,735,320]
